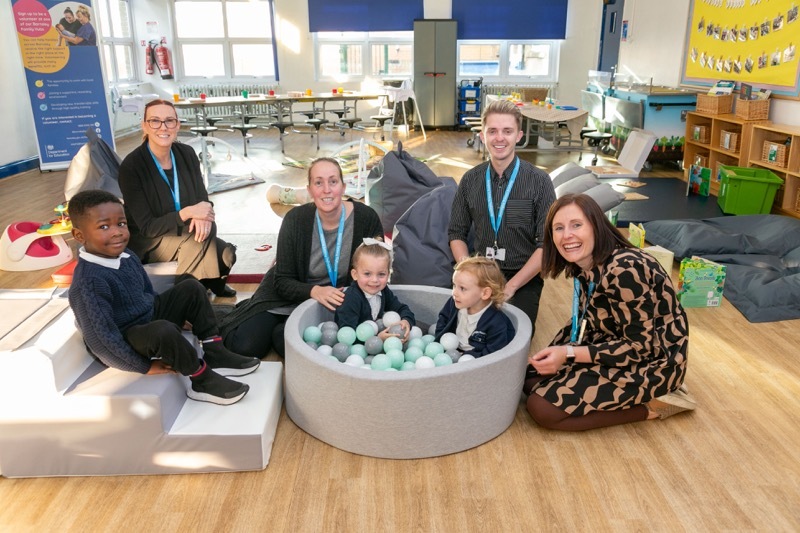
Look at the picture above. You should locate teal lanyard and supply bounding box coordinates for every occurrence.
[570,278,595,344]
[315,206,346,286]
[147,145,181,212]
[485,157,520,246]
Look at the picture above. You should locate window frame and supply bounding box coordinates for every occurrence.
[172,0,277,81]
[457,40,561,83]
[314,31,413,81]
[94,0,138,84]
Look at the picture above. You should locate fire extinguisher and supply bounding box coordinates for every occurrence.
[145,41,154,75]
[153,40,174,80]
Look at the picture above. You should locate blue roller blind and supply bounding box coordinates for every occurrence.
[308,0,424,32]
[453,0,568,40]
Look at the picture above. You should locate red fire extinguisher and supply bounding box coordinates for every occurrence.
[145,41,154,75]
[153,40,174,80]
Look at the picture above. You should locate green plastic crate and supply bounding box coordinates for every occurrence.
[717,165,783,215]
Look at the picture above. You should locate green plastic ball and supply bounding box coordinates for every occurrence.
[370,353,392,371]
[408,338,425,350]
[383,336,403,353]
[303,326,323,344]
[404,346,424,363]
[400,361,416,371]
[349,344,368,358]
[433,353,453,366]
[386,349,405,369]
[356,322,376,342]
[337,326,357,346]
[424,341,445,358]
[421,334,435,346]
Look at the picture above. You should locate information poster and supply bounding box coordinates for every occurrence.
[11,0,113,170]
[681,0,800,98]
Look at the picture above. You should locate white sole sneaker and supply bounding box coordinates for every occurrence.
[187,385,248,405]
[210,360,260,377]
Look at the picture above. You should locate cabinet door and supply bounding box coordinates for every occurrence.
[433,21,457,127]
[414,20,437,126]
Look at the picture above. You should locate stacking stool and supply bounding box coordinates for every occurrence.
[268,121,294,153]
[583,131,613,165]
[335,117,362,137]
[304,118,329,150]
[230,124,259,157]
[368,114,393,141]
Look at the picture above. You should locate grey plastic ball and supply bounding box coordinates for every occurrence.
[321,328,338,347]
[332,342,351,362]
[365,336,384,355]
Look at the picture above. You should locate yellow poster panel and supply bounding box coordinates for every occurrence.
[681,0,800,97]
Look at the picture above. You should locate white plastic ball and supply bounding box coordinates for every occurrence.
[317,345,333,357]
[458,354,476,362]
[439,333,459,352]
[428,323,437,335]
[414,356,436,369]
[382,311,401,328]
[409,326,423,339]
[345,354,365,366]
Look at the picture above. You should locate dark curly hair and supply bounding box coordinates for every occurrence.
[68,189,122,229]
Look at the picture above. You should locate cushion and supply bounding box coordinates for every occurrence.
[554,173,599,197]
[583,183,626,212]
[642,215,800,323]
[549,162,592,189]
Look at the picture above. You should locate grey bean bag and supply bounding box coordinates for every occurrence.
[643,215,800,322]
[64,128,123,201]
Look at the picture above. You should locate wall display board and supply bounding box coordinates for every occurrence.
[11,0,114,170]
[681,0,800,98]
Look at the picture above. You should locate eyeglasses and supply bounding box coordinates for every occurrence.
[146,118,179,129]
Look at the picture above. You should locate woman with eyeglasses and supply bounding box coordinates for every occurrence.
[118,99,237,297]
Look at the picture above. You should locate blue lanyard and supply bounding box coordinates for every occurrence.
[315,206,346,286]
[570,278,595,344]
[147,145,181,212]
[485,157,520,245]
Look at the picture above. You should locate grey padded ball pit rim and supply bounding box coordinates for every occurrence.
[285,285,532,459]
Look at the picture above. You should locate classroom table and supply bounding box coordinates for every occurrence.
[517,103,588,151]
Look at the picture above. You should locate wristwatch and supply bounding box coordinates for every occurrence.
[565,345,576,364]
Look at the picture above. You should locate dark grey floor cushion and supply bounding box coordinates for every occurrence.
[643,215,800,322]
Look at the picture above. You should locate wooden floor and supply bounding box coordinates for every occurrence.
[1,128,799,531]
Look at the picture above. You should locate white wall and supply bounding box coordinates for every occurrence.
[617,0,800,124]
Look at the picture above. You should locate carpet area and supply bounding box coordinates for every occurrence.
[605,177,724,225]
[222,233,278,283]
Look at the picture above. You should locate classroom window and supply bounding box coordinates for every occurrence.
[315,31,412,80]
[458,40,559,82]
[173,0,275,80]
[94,0,137,83]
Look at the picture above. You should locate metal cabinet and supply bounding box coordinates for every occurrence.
[414,19,457,128]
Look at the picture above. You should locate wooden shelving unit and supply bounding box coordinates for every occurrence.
[747,123,800,218]
[683,112,767,196]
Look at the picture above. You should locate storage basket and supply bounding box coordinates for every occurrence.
[762,141,787,167]
[735,98,770,120]
[693,153,708,167]
[720,129,741,152]
[691,125,710,144]
[696,93,734,115]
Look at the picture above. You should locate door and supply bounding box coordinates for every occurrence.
[433,20,457,127]
[598,0,624,73]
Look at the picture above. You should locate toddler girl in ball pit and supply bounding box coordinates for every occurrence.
[434,256,515,357]
[334,239,415,341]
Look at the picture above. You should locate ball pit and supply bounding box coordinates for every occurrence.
[285,285,532,459]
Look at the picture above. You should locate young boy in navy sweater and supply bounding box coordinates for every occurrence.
[67,189,258,405]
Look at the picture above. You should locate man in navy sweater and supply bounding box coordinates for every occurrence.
[67,190,259,405]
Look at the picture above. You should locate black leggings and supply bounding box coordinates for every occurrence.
[224,311,287,359]
[524,375,649,431]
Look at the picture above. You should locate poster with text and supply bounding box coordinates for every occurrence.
[11,0,113,170]
[681,0,800,98]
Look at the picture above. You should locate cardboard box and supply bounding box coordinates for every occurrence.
[677,256,726,307]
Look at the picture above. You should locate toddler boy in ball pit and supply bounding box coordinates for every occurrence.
[334,239,415,341]
[435,256,515,357]
[67,189,259,405]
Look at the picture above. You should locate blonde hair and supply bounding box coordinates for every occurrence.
[307,157,343,185]
[454,256,507,309]
[76,5,90,20]
[351,241,392,272]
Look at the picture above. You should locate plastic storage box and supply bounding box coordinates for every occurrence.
[717,165,783,215]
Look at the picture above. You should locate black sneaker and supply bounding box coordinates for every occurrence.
[203,341,260,376]
[188,368,249,405]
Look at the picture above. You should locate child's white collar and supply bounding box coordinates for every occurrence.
[79,247,130,270]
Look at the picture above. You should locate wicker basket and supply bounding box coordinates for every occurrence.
[720,129,741,152]
[735,98,770,120]
[762,141,788,167]
[696,93,734,115]
[693,153,708,167]
[691,125,710,144]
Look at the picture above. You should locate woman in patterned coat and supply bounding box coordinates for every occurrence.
[525,194,695,431]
